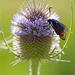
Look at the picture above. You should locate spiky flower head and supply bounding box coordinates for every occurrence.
[10,0,61,62]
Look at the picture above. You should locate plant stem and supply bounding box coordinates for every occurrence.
[30,58,40,75]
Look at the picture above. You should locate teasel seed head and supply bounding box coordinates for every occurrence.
[10,1,61,62]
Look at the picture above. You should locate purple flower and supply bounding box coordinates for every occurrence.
[10,0,62,62]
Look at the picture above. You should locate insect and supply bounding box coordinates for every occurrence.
[47,7,68,40]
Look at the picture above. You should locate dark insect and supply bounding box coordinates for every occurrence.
[48,19,68,40]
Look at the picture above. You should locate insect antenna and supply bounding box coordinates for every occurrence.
[49,7,52,17]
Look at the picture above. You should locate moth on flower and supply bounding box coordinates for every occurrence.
[0,0,70,66]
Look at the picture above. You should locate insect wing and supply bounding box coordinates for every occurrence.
[55,19,68,31]
[54,22,64,35]
[60,23,68,31]
[59,30,66,40]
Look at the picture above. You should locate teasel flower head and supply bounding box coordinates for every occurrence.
[10,0,62,63]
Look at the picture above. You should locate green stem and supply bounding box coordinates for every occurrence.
[30,58,40,75]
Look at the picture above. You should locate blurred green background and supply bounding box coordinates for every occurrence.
[0,0,75,75]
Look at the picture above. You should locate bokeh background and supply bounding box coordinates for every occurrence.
[0,0,75,75]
